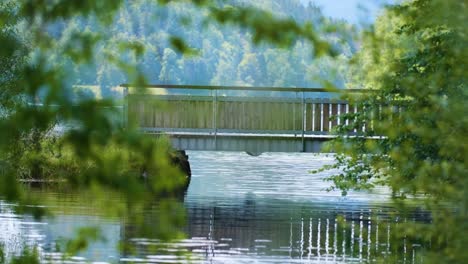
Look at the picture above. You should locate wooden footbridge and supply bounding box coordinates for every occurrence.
[122,85,366,154]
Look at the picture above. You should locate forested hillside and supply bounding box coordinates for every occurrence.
[49,0,356,97]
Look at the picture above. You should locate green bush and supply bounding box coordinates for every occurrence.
[324,0,467,262]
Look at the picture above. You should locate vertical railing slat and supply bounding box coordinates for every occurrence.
[323,103,330,132]
[331,103,339,130]
[320,102,324,132]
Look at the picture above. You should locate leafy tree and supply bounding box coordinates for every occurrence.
[37,0,350,92]
[0,0,336,261]
[211,41,241,85]
[324,0,467,262]
[0,1,29,115]
[159,48,182,84]
[237,52,262,86]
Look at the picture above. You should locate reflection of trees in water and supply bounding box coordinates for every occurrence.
[121,196,431,262]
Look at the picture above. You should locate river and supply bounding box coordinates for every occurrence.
[0,151,429,263]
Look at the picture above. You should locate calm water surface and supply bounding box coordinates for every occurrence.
[0,152,429,263]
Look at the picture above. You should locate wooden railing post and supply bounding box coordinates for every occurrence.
[301,91,305,152]
[212,89,218,149]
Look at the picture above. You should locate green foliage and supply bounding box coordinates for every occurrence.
[64,227,103,256]
[324,0,467,262]
[169,36,200,56]
[41,0,351,90]
[9,247,39,264]
[0,244,4,264]
[0,0,342,261]
[209,4,332,55]
[0,1,28,114]
[20,0,123,24]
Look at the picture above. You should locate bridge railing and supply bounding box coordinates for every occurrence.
[122,84,367,137]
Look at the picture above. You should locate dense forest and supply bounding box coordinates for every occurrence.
[47,0,356,97]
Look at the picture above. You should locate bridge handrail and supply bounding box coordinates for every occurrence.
[120,84,366,93]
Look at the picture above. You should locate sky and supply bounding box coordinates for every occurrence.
[301,0,394,24]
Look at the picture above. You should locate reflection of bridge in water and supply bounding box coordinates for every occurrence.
[123,85,368,154]
[123,199,430,263]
